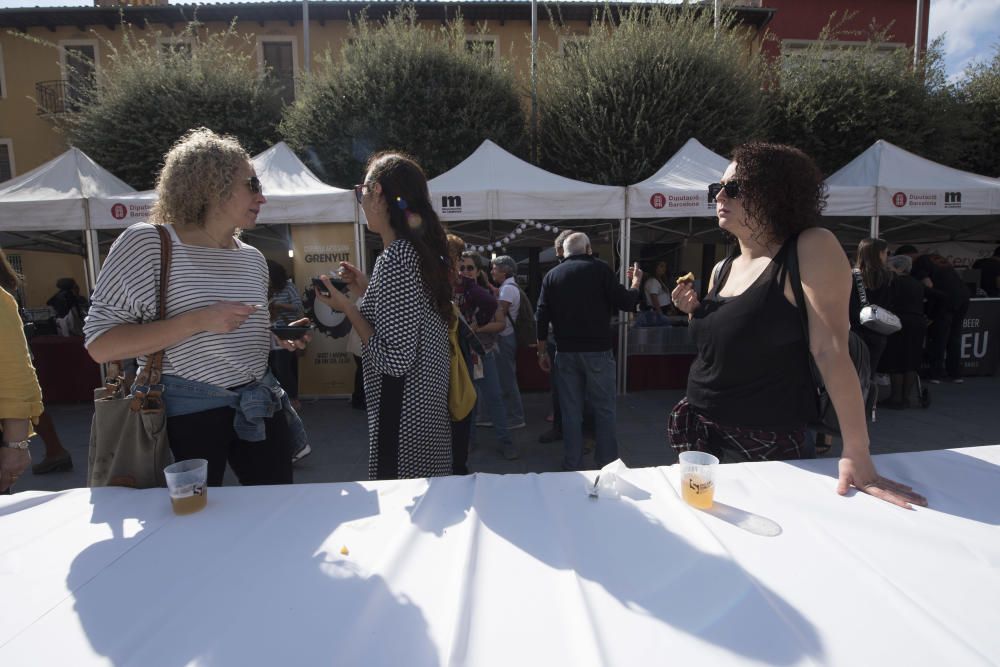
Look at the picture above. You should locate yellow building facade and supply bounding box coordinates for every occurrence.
[0,1,769,179]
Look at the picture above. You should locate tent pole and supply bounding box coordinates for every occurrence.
[618,210,630,396]
[870,215,879,238]
[83,200,100,296]
[83,199,107,378]
[530,0,538,164]
[354,200,367,274]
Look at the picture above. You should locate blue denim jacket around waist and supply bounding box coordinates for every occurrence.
[150,371,307,451]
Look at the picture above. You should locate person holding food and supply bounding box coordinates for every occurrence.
[668,142,926,509]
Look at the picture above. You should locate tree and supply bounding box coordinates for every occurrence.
[768,18,965,175]
[49,22,285,190]
[535,6,769,185]
[957,44,1000,177]
[280,8,526,186]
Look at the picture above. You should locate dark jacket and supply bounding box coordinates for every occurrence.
[535,254,640,353]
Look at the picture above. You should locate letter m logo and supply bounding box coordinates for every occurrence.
[442,195,462,209]
[945,192,962,204]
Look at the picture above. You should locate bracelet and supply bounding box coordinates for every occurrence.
[2,439,31,450]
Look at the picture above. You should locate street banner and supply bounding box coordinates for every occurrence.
[291,224,358,396]
[960,299,1000,377]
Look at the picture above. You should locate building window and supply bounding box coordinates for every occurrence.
[0,140,14,183]
[780,39,905,72]
[0,43,6,99]
[59,40,99,111]
[258,37,297,106]
[465,36,498,61]
[559,36,591,57]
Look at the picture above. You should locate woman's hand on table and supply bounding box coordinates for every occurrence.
[838,452,927,509]
[273,317,312,352]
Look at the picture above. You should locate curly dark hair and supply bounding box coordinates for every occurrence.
[730,143,827,244]
[365,152,453,323]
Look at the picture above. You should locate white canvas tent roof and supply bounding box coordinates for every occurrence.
[627,138,728,219]
[0,148,134,232]
[427,140,624,221]
[89,142,356,229]
[825,140,1000,217]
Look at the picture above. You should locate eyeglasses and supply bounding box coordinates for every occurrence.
[246,176,263,195]
[354,183,372,204]
[708,181,741,201]
[458,264,478,273]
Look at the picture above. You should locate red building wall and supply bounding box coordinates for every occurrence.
[762,0,931,57]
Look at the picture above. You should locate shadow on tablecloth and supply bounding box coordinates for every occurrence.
[67,482,439,666]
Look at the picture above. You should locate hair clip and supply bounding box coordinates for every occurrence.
[395,196,408,210]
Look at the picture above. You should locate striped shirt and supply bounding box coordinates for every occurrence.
[84,222,270,388]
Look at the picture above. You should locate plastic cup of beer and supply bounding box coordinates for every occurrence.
[679,451,719,509]
[164,459,209,515]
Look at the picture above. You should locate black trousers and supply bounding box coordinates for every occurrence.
[166,406,294,487]
[268,350,299,400]
[927,301,970,379]
[451,414,473,475]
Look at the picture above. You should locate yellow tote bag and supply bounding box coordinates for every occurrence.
[449,306,477,421]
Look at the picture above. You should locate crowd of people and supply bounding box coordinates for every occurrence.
[14,131,1000,513]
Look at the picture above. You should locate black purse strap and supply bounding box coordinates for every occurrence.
[852,269,870,307]
[785,235,825,395]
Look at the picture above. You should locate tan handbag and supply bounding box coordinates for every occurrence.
[87,225,174,488]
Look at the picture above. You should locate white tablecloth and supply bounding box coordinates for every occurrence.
[2,447,999,666]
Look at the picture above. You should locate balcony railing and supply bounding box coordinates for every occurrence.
[36,80,70,115]
[35,80,92,116]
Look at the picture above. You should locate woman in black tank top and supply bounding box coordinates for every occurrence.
[668,143,926,510]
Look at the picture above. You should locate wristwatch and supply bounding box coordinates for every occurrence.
[2,439,31,450]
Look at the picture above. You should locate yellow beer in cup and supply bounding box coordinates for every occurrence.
[678,451,719,509]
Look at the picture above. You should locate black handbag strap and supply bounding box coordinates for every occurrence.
[852,269,870,307]
[785,235,825,394]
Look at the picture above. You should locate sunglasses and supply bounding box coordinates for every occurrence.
[708,181,741,201]
[246,176,263,195]
[354,183,372,204]
[458,264,478,272]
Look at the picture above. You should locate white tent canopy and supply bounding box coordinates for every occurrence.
[89,142,356,229]
[0,148,134,232]
[824,140,1000,217]
[627,138,728,219]
[427,140,625,221]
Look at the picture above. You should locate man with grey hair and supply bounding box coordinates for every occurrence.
[490,254,526,429]
[535,232,642,470]
[539,229,575,444]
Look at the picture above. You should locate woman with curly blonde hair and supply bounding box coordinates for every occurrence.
[85,127,309,486]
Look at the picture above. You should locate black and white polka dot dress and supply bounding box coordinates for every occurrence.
[359,239,452,479]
